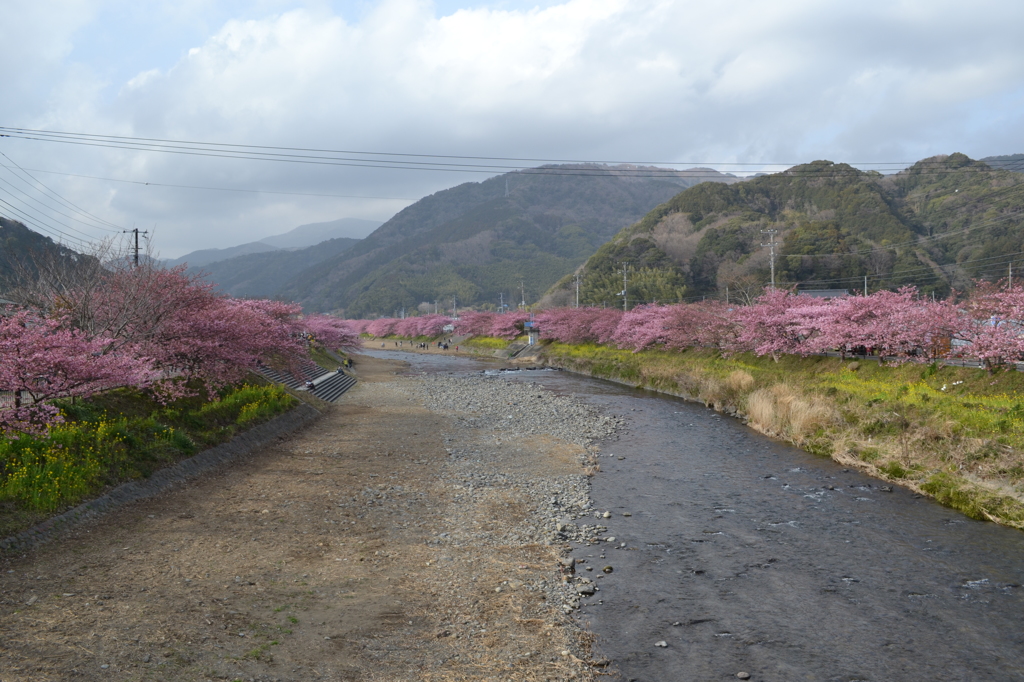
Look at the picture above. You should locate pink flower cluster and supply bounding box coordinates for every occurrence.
[537,286,1024,365]
[0,266,360,434]
[363,311,533,341]
[356,284,1024,368]
[363,314,451,339]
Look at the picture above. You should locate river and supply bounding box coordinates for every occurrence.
[365,349,1024,681]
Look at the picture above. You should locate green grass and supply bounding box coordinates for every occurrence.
[464,336,510,349]
[0,380,296,533]
[308,346,342,371]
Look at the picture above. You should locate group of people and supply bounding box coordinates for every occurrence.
[377,339,459,351]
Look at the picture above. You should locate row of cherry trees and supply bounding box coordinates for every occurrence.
[538,284,1024,363]
[1,264,359,434]
[360,283,1024,366]
[354,310,533,341]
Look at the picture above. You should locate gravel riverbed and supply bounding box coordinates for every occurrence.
[403,376,624,615]
[0,354,625,681]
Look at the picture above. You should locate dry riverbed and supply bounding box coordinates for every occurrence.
[0,354,621,681]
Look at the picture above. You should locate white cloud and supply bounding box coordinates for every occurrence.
[3,0,1024,256]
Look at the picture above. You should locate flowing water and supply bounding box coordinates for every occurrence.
[364,350,1024,680]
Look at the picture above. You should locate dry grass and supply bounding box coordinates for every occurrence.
[725,369,755,392]
[745,384,835,443]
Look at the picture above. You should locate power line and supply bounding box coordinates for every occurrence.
[0,125,1012,170]
[0,165,416,202]
[0,151,122,232]
[0,195,92,249]
[1,127,1020,178]
[0,168,116,240]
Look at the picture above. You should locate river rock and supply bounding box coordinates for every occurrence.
[576,583,596,596]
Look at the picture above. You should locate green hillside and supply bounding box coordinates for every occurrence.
[276,165,736,316]
[549,154,1024,306]
[189,237,359,299]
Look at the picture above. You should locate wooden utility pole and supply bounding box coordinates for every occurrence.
[760,229,777,289]
[620,262,629,311]
[123,227,149,268]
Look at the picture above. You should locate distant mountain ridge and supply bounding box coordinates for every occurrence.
[982,154,1024,173]
[164,217,381,269]
[277,164,738,315]
[164,241,278,268]
[0,217,94,293]
[259,217,381,249]
[188,237,360,299]
[543,153,1024,306]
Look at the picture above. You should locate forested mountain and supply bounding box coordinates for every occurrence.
[165,218,379,269]
[0,217,94,294]
[982,154,1024,173]
[259,217,380,248]
[543,153,1024,307]
[278,165,736,316]
[189,237,360,298]
[164,241,278,268]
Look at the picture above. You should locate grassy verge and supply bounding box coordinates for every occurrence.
[308,346,342,370]
[541,342,1024,529]
[0,380,297,536]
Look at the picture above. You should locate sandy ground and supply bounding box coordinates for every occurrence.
[0,354,604,681]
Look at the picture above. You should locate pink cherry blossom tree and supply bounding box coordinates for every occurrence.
[489,311,531,340]
[663,301,738,351]
[730,289,819,360]
[537,307,623,345]
[0,311,153,434]
[611,305,674,352]
[301,315,361,350]
[453,311,496,337]
[365,318,398,338]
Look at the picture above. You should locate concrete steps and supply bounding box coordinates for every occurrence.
[310,372,358,402]
[256,360,330,389]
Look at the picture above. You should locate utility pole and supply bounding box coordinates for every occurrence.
[123,227,149,268]
[760,229,777,289]
[434,300,438,314]
[574,273,581,308]
[726,286,729,304]
[452,297,457,318]
[505,178,509,198]
[520,280,526,309]
[499,292,505,313]
[864,275,868,297]
[620,262,629,311]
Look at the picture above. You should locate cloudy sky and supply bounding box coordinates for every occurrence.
[3,0,1024,257]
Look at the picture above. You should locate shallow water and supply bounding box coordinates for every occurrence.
[364,350,1024,680]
